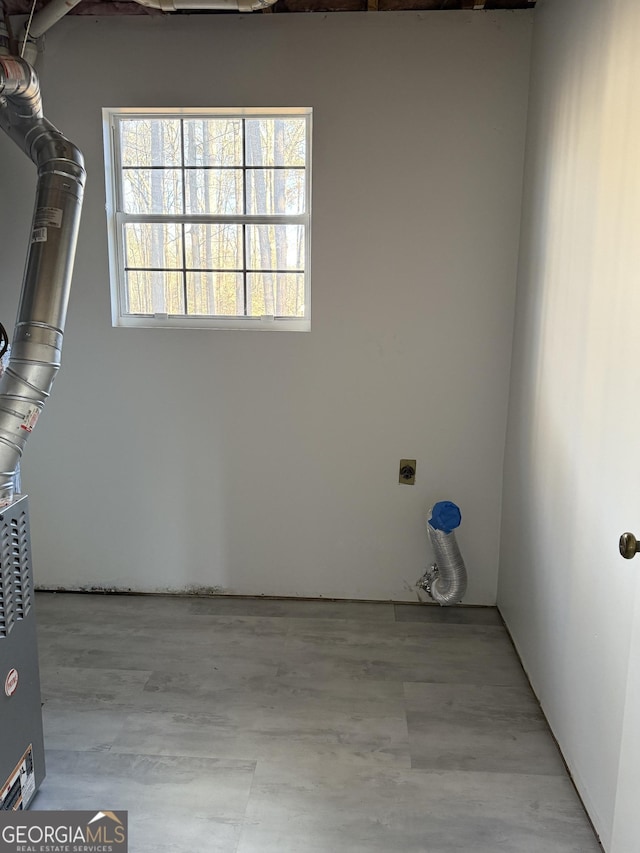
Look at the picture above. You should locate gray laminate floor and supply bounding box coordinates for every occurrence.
[32,592,601,852]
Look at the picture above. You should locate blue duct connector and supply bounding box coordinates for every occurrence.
[429,500,461,534]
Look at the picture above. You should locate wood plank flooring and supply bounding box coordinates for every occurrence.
[32,593,601,852]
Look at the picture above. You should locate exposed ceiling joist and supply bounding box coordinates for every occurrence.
[2,0,535,15]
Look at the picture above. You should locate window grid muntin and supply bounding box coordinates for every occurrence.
[180,120,188,313]
[113,112,310,322]
[242,118,247,315]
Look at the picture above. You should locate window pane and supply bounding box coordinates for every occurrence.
[245,118,306,167]
[246,169,305,215]
[124,223,183,269]
[247,273,305,317]
[246,225,304,271]
[184,169,243,215]
[185,224,242,270]
[183,119,243,166]
[186,272,244,316]
[125,270,184,314]
[123,169,183,215]
[120,119,181,167]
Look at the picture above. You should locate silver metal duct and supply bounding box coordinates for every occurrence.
[0,55,85,503]
[418,523,468,606]
[417,503,468,606]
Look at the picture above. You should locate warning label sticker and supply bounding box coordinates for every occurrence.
[1,744,34,811]
[31,228,47,244]
[34,207,63,229]
[20,407,40,433]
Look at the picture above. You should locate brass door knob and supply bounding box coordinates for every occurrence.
[619,532,640,559]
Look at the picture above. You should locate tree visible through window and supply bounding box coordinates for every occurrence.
[103,109,311,330]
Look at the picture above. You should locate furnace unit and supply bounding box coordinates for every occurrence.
[0,495,44,810]
[0,43,85,808]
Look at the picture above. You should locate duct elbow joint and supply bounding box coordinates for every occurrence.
[28,123,85,177]
[0,56,41,118]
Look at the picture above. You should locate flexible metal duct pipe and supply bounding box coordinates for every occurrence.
[417,501,468,606]
[0,55,85,503]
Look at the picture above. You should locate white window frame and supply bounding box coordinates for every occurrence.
[102,107,312,331]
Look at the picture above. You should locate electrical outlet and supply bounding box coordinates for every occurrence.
[399,459,416,485]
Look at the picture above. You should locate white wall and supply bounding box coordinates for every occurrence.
[0,10,531,600]
[499,0,640,847]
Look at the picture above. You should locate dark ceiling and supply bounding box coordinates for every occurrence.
[4,0,535,16]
